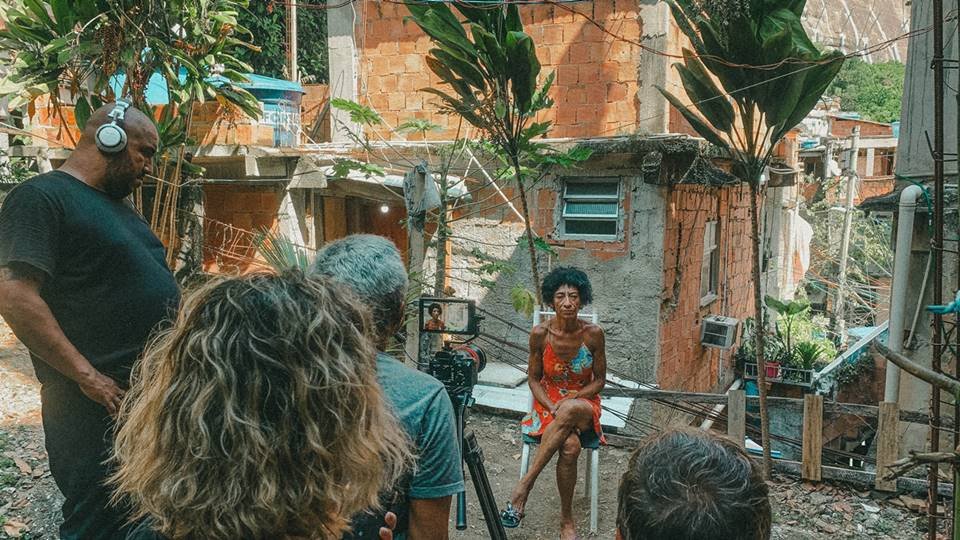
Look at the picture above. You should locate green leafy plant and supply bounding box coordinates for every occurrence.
[825,59,904,123]
[661,0,844,478]
[253,227,309,272]
[793,341,825,370]
[397,119,443,136]
[235,0,328,83]
[511,283,536,318]
[0,0,262,276]
[405,2,591,307]
[766,295,810,352]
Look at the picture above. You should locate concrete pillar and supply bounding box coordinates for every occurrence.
[327,1,359,142]
[865,147,876,177]
[637,1,673,134]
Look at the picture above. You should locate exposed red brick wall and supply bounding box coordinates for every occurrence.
[301,84,330,143]
[829,116,893,138]
[28,90,320,148]
[858,176,895,203]
[658,183,755,392]
[202,185,282,273]
[358,1,643,140]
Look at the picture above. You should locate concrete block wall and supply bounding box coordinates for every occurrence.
[658,183,755,392]
[357,0,644,140]
[446,161,664,384]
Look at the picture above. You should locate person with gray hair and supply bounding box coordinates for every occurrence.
[311,234,464,540]
[616,428,772,540]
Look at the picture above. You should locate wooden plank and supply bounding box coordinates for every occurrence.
[875,401,900,492]
[772,459,952,497]
[322,197,346,242]
[727,390,746,448]
[802,394,823,482]
[604,387,952,426]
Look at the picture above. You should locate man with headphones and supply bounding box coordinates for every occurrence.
[0,101,180,539]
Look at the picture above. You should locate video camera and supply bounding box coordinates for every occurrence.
[418,297,485,394]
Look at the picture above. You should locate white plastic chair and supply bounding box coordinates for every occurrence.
[519,309,600,534]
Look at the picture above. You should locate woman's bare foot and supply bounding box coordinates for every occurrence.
[509,480,532,515]
[560,519,579,540]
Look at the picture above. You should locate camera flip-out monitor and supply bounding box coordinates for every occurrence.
[418,297,479,336]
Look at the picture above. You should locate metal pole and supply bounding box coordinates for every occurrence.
[930,0,945,535]
[954,67,960,540]
[835,127,861,343]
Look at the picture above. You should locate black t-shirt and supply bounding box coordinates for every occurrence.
[0,171,180,385]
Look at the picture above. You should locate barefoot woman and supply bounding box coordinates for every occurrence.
[501,266,606,540]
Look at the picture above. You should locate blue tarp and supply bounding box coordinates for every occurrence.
[109,69,304,106]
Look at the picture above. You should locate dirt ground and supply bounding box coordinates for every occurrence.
[0,320,948,539]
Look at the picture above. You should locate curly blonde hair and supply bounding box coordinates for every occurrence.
[111,271,413,539]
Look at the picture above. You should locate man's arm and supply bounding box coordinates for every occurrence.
[0,264,125,414]
[408,497,452,540]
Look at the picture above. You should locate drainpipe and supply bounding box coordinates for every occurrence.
[883,185,924,402]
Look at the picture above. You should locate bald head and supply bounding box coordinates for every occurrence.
[79,102,158,150]
[61,101,158,199]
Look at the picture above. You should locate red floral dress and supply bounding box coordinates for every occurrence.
[521,339,605,444]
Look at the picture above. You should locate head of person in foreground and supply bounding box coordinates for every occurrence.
[110,271,413,540]
[617,429,771,540]
[310,234,407,350]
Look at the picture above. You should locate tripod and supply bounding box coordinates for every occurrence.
[448,389,508,540]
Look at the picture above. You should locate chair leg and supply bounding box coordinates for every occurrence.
[520,443,531,479]
[583,450,592,496]
[589,448,600,534]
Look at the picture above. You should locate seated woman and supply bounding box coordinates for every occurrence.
[501,266,606,540]
[111,271,413,540]
[424,302,446,331]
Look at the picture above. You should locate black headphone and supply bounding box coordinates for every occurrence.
[95,100,131,154]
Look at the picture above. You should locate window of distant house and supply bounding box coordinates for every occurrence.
[700,220,720,305]
[875,149,896,177]
[560,179,621,239]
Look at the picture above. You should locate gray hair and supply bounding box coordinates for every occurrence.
[617,428,771,540]
[310,234,408,344]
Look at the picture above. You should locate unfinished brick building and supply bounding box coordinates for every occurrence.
[319,0,805,392]
[14,0,809,395]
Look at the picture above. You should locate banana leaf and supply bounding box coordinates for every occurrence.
[505,31,539,114]
[656,85,730,151]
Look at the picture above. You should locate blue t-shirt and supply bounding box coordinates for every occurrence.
[375,353,464,500]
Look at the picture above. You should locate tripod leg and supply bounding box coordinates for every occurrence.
[463,430,509,540]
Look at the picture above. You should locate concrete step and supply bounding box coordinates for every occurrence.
[477,361,527,388]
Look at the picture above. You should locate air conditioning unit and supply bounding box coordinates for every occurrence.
[701,315,739,349]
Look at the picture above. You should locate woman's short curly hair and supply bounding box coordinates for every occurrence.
[541,266,593,307]
[428,302,443,315]
[111,271,413,540]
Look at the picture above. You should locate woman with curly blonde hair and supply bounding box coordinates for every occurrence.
[111,271,413,540]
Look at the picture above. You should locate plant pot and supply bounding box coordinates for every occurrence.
[765,362,781,379]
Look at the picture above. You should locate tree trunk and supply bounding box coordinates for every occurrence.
[749,181,773,479]
[434,187,449,297]
[512,157,543,307]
